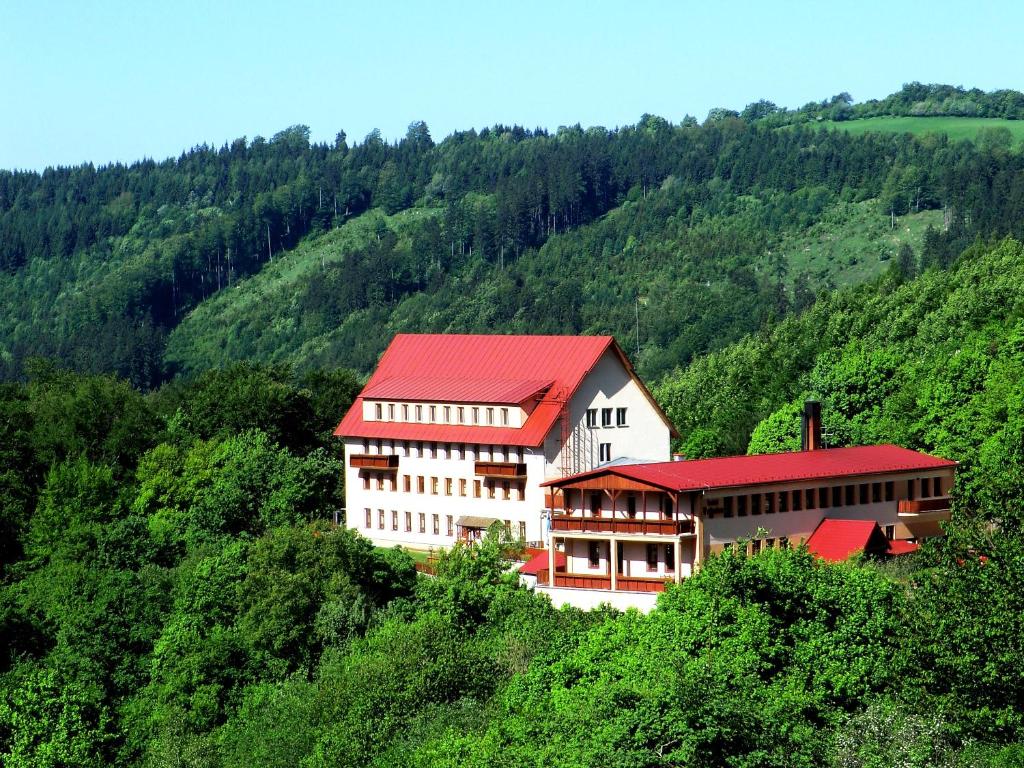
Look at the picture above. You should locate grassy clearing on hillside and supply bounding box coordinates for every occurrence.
[769,201,943,288]
[816,115,1024,144]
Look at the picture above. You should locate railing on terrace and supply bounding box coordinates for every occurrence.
[549,514,693,536]
[898,497,952,515]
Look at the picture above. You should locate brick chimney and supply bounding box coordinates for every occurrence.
[801,400,822,451]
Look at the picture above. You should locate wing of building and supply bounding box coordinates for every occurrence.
[335,333,676,549]
[538,402,956,610]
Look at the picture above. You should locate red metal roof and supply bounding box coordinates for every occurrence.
[805,519,888,562]
[543,444,957,491]
[335,334,675,446]
[885,539,920,556]
[361,376,553,404]
[518,550,566,576]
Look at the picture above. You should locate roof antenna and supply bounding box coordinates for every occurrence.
[635,294,641,357]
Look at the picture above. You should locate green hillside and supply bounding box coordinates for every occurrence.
[817,115,1024,144]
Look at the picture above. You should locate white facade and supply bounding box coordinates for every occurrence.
[344,347,672,550]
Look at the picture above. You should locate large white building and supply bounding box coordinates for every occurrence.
[334,334,676,549]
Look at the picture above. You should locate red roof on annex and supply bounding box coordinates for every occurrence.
[543,444,957,491]
[334,334,671,446]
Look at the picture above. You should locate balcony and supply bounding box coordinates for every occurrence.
[898,496,952,517]
[349,453,399,470]
[550,514,693,536]
[548,573,671,592]
[474,461,527,479]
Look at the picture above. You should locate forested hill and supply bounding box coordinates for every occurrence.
[4,83,1024,387]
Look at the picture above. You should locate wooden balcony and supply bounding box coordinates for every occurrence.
[898,496,952,516]
[548,573,671,592]
[474,461,527,479]
[550,514,692,536]
[349,453,399,470]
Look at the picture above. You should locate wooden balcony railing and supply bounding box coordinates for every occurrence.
[474,461,527,478]
[550,514,692,536]
[898,497,952,515]
[349,454,399,470]
[546,573,672,592]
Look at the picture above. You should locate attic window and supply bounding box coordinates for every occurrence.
[501,408,509,426]
[375,403,382,420]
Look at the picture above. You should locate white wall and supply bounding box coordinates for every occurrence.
[545,348,671,475]
[535,585,661,612]
[345,437,550,548]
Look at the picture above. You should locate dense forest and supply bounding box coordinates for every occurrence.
[5,83,1024,386]
[6,84,1024,766]
[4,238,1024,765]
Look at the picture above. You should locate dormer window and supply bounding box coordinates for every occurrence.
[486,407,494,425]
[375,403,383,420]
[429,405,437,422]
[501,408,509,426]
[458,406,465,423]
[416,405,423,421]
[402,404,409,421]
[388,403,395,420]
[444,406,451,422]
[472,407,479,424]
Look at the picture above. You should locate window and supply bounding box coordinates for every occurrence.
[723,496,734,517]
[417,476,425,494]
[662,496,674,517]
[473,480,482,498]
[502,481,510,500]
[908,478,917,501]
[456,444,464,460]
[403,475,411,493]
[737,495,748,516]
[447,515,454,536]
[588,541,601,569]
[388,403,395,420]
[599,443,611,462]
[374,403,382,419]
[751,493,761,515]
[445,478,452,496]
[432,514,439,535]
[859,483,869,504]
[845,485,855,506]
[884,481,895,501]
[418,513,426,533]
[364,508,371,528]
[405,511,412,532]
[378,509,385,530]
[665,543,675,571]
[501,408,509,426]
[586,408,597,428]
[792,489,802,511]
[627,495,637,518]
[519,521,526,540]
[831,486,842,507]
[391,510,398,531]
[458,406,465,423]
[487,482,495,499]
[871,482,882,503]
[472,407,479,424]
[646,543,659,572]
[415,441,423,457]
[504,519,511,535]
[601,408,613,427]
[751,539,762,555]
[362,475,370,490]
[590,492,601,516]
[766,493,776,514]
[430,477,438,495]
[933,476,943,496]
[486,407,494,425]
[616,407,627,427]
[819,487,829,508]
[805,488,816,509]
[459,479,467,497]
[429,405,437,422]
[415,405,423,421]
[778,491,788,513]
[883,524,896,540]
[376,474,385,491]
[402,404,409,420]
[517,482,525,501]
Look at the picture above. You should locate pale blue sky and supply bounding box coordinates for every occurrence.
[1,0,1021,170]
